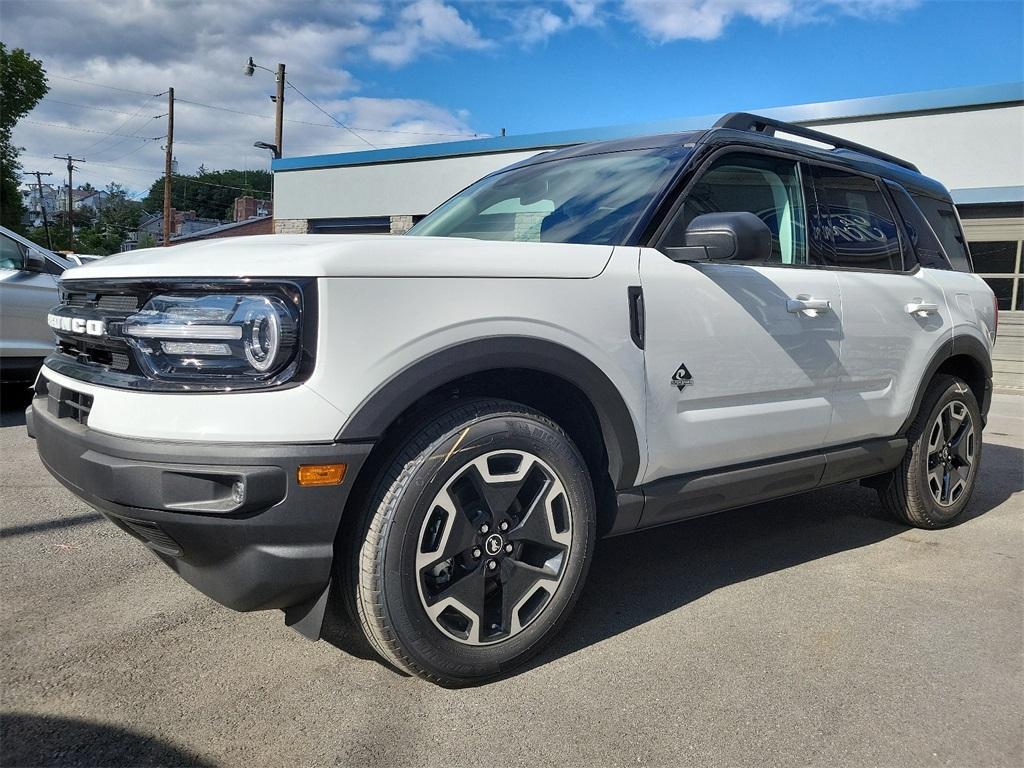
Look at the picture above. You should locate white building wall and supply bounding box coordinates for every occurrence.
[809,105,1024,191]
[273,104,1024,222]
[273,149,545,220]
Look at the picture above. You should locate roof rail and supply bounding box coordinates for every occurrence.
[712,112,920,173]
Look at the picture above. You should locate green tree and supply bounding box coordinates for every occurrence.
[75,183,144,255]
[0,44,49,231]
[142,169,272,222]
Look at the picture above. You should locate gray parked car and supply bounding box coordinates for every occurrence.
[0,226,72,384]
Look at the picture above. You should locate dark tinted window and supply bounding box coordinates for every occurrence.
[814,167,904,271]
[661,152,807,265]
[985,277,1014,310]
[912,195,972,272]
[970,241,1017,274]
[885,182,947,270]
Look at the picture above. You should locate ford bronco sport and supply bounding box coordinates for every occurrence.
[28,113,995,685]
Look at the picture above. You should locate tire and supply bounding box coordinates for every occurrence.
[349,398,596,686]
[878,374,982,529]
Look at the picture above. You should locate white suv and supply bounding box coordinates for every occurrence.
[28,113,995,685]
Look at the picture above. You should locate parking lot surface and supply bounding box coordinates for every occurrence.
[1,389,1021,768]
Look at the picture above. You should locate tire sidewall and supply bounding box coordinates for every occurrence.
[378,407,595,682]
[910,379,982,526]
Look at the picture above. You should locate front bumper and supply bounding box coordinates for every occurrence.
[28,383,372,617]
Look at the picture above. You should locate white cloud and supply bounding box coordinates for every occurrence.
[621,0,920,43]
[5,0,487,196]
[515,7,568,44]
[5,0,923,197]
[368,0,491,66]
[507,0,606,45]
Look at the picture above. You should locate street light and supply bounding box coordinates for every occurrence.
[253,141,279,157]
[244,57,285,158]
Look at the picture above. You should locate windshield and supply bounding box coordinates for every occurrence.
[409,146,690,246]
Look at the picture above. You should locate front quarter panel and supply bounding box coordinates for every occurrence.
[310,246,648,485]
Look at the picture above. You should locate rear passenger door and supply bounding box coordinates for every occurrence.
[807,165,950,444]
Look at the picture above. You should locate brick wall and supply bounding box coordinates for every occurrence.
[389,215,414,235]
[274,218,309,235]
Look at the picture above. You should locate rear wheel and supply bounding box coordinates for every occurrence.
[349,398,596,685]
[878,374,982,529]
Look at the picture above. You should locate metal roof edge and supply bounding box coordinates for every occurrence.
[170,215,272,241]
[272,82,1024,173]
[951,186,1024,205]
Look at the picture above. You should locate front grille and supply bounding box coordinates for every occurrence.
[56,340,131,370]
[51,281,149,379]
[97,295,139,312]
[36,374,93,425]
[63,292,139,312]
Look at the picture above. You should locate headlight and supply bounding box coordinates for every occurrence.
[123,292,301,388]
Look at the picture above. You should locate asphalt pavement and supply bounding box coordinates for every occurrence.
[1,386,1021,768]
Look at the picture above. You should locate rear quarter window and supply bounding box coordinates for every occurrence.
[911,194,973,272]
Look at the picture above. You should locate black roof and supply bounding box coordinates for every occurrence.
[506,114,949,200]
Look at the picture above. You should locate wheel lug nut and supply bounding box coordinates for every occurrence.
[499,520,509,532]
[472,547,481,559]
[487,560,497,571]
[505,543,513,553]
[479,523,489,534]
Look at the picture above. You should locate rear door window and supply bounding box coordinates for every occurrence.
[812,166,905,271]
[911,195,973,272]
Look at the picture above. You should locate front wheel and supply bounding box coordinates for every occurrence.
[350,399,596,685]
[878,374,982,529]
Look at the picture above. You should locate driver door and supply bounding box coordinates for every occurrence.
[639,150,842,484]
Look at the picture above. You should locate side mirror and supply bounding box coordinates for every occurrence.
[665,212,772,263]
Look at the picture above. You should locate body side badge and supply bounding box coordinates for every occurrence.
[671,363,693,390]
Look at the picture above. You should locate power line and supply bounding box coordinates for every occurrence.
[39,98,158,118]
[49,74,161,97]
[170,176,271,195]
[284,81,376,148]
[175,97,477,137]
[24,119,163,141]
[47,75,480,141]
[106,139,159,163]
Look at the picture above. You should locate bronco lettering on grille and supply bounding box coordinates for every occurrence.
[47,313,106,337]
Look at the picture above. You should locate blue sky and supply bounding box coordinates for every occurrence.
[8,0,1023,193]
[353,0,1024,135]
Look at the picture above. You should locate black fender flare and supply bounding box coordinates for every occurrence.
[899,334,993,435]
[336,336,642,489]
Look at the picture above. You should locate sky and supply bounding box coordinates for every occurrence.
[4,0,1022,198]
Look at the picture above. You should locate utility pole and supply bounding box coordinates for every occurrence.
[163,87,174,246]
[275,63,285,158]
[53,154,85,240]
[23,171,54,250]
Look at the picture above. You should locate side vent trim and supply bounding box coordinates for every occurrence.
[628,286,645,350]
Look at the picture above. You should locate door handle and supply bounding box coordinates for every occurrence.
[786,296,832,315]
[905,299,939,316]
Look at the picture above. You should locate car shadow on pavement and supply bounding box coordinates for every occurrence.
[0,384,32,427]
[514,440,1024,682]
[0,713,214,768]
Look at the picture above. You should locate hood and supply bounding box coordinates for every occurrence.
[62,235,614,281]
